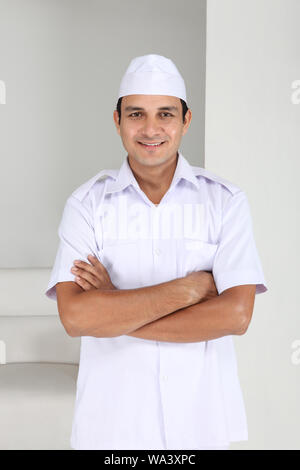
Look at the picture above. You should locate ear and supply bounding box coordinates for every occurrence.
[182,108,192,136]
[113,109,121,135]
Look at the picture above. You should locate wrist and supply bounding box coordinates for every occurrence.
[175,276,200,307]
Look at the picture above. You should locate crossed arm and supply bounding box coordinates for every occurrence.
[56,256,256,343]
[126,284,256,342]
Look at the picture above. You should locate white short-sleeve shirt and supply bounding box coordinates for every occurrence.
[45,152,268,450]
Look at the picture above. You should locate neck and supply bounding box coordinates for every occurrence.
[127,153,179,204]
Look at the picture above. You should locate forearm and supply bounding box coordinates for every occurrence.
[68,276,198,338]
[126,291,244,343]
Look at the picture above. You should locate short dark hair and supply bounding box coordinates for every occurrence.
[116,97,189,124]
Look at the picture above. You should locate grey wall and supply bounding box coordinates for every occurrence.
[0,0,206,268]
[205,0,300,450]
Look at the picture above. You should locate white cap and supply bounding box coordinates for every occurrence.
[118,54,187,102]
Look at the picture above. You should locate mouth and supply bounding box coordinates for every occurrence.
[137,141,166,150]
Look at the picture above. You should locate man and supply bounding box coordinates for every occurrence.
[45,54,268,450]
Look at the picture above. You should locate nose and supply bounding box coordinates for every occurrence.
[140,116,163,139]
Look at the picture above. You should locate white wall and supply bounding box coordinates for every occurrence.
[0,0,206,269]
[205,0,300,450]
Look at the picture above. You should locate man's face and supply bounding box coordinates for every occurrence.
[113,95,192,167]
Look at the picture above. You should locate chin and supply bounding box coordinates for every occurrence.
[135,153,171,167]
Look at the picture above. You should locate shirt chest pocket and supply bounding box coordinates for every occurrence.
[98,236,219,289]
[97,238,153,289]
[178,238,219,277]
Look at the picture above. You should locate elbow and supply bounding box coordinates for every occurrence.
[58,291,116,339]
[222,285,256,336]
[234,305,252,335]
[66,324,81,338]
[235,318,249,335]
[58,298,82,338]
[61,313,81,338]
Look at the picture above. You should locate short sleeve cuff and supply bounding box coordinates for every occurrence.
[213,269,268,295]
[45,271,76,302]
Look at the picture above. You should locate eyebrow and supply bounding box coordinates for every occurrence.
[124,106,179,112]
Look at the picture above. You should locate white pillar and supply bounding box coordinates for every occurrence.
[205,0,300,450]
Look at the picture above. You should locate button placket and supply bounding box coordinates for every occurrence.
[151,205,162,261]
[154,247,161,256]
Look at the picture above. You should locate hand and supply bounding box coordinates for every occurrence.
[184,271,218,303]
[70,254,116,291]
[200,271,218,302]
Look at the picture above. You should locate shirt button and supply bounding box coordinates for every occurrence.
[154,248,161,256]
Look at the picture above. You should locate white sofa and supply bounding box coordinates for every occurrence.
[0,268,80,450]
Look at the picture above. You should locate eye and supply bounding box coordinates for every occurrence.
[128,112,173,118]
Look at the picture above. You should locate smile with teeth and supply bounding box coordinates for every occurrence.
[138,141,165,148]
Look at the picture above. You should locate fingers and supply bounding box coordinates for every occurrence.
[73,256,101,274]
[87,254,108,274]
[74,255,109,275]
[74,269,100,288]
[72,257,100,279]
[71,254,115,290]
[71,255,108,288]
[75,276,94,291]
[71,258,100,288]
[87,254,102,267]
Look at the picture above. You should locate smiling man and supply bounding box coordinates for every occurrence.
[45,54,268,450]
[113,93,191,205]
[114,95,192,203]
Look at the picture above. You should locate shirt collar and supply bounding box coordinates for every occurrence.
[106,151,201,194]
[171,152,201,190]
